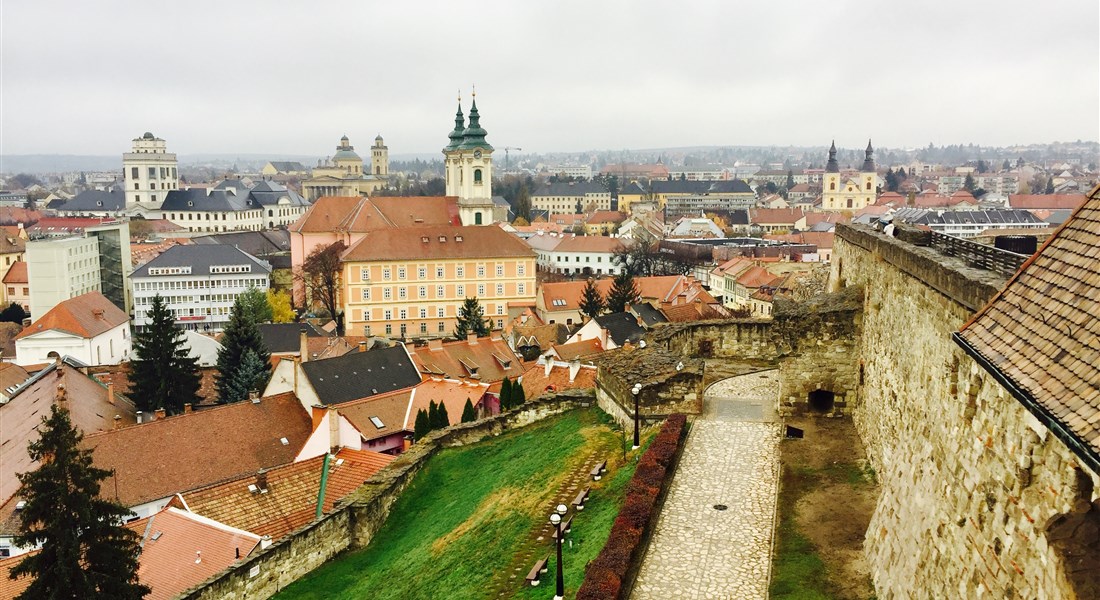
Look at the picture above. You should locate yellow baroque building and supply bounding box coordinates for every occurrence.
[341,225,536,339]
[821,140,878,211]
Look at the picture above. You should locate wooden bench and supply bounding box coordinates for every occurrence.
[525,555,549,586]
[590,460,607,481]
[551,515,573,539]
[572,486,590,511]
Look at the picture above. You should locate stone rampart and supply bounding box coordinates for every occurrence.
[834,223,1099,599]
[177,391,593,600]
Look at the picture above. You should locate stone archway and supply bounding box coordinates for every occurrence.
[808,389,836,413]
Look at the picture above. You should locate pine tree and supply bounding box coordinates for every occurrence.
[216,295,272,403]
[579,279,605,321]
[437,402,450,428]
[414,408,431,441]
[222,349,267,404]
[461,398,477,423]
[453,297,490,339]
[500,377,513,411]
[130,294,201,415]
[11,403,149,599]
[1045,177,1055,194]
[606,270,641,313]
[414,408,431,440]
[963,173,976,192]
[0,302,27,324]
[428,401,439,430]
[514,382,527,406]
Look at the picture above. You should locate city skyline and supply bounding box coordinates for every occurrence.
[2,0,1098,157]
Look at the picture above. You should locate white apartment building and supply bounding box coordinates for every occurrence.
[26,235,102,319]
[132,245,271,332]
[546,165,593,179]
[526,233,624,277]
[531,181,611,216]
[123,132,178,209]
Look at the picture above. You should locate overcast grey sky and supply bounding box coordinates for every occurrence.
[2,0,1098,156]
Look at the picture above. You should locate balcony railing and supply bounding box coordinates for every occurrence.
[929,231,1029,278]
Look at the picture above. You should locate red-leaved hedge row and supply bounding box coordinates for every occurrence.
[576,413,688,600]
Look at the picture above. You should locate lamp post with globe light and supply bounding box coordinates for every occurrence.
[631,382,642,449]
[549,503,568,600]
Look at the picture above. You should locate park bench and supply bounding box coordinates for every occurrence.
[525,555,549,586]
[572,486,590,511]
[590,460,607,481]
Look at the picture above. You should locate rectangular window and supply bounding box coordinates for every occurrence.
[399,309,407,320]
[437,307,445,318]
[398,267,407,280]
[457,284,465,297]
[361,267,370,281]
[420,322,428,334]
[477,284,485,296]
[477,264,485,277]
[518,263,526,276]
[384,309,393,320]
[436,266,445,278]
[418,286,426,299]
[496,283,504,296]
[419,308,427,318]
[438,321,445,332]
[496,264,504,277]
[383,288,392,300]
[131,167,138,179]
[418,267,426,279]
[497,304,504,315]
[385,324,392,335]
[456,265,465,278]
[398,287,407,300]
[383,267,391,280]
[361,288,370,301]
[436,285,445,297]
[518,283,526,295]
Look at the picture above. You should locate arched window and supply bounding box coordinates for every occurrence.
[829,182,835,190]
[376,166,381,175]
[474,169,483,184]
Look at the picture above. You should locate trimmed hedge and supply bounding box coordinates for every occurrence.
[577,413,688,600]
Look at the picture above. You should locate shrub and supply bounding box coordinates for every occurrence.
[576,413,687,599]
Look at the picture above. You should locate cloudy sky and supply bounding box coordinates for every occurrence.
[2,0,1097,156]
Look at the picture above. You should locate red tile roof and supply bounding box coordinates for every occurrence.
[290,196,459,234]
[0,553,30,598]
[520,360,598,399]
[586,211,627,225]
[15,291,128,340]
[411,335,524,384]
[336,378,489,442]
[131,508,262,600]
[342,225,535,262]
[170,449,393,541]
[763,231,835,249]
[1007,193,1087,211]
[750,208,805,225]
[2,260,27,284]
[550,338,604,360]
[540,275,703,313]
[958,185,1100,470]
[552,235,625,253]
[84,392,312,507]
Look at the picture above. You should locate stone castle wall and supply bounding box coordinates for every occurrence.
[178,391,592,600]
[834,223,1099,599]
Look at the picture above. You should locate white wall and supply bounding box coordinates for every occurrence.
[15,322,131,366]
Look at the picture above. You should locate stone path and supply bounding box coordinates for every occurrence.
[632,370,781,600]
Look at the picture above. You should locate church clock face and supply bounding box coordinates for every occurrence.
[473,149,482,159]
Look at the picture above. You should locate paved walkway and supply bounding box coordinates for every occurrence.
[632,370,781,600]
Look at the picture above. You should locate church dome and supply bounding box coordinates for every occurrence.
[142,132,155,140]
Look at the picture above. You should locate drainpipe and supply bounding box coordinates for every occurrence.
[315,453,332,520]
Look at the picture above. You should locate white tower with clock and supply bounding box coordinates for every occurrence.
[444,93,496,226]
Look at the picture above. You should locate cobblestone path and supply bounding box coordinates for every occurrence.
[632,370,781,600]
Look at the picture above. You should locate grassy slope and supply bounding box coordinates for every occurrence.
[276,410,636,600]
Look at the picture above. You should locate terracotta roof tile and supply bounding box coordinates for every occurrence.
[290,196,459,234]
[959,184,1100,468]
[1,261,26,284]
[411,336,524,384]
[15,291,128,341]
[540,275,700,313]
[520,360,598,399]
[84,392,312,507]
[171,448,393,541]
[550,338,604,360]
[342,225,535,262]
[1008,193,1087,211]
[336,378,489,441]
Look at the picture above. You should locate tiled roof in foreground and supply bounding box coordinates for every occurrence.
[957,184,1100,473]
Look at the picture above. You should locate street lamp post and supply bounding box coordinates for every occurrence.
[549,503,568,600]
[631,383,642,450]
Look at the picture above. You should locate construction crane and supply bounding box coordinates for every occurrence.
[502,147,522,170]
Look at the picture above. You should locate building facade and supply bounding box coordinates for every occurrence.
[342,225,536,339]
[131,245,272,332]
[821,140,877,211]
[530,181,612,216]
[26,235,103,319]
[123,132,178,209]
[301,135,390,201]
[444,96,497,226]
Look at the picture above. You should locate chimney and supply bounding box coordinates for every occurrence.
[311,405,326,431]
[328,406,340,450]
[93,308,105,319]
[467,333,478,344]
[155,408,166,420]
[358,341,367,353]
[136,410,143,424]
[183,403,192,414]
[113,414,122,430]
[403,434,412,453]
[569,360,581,383]
[544,358,554,377]
[255,469,268,492]
[300,328,309,362]
[427,338,443,351]
[107,381,115,406]
[249,390,260,403]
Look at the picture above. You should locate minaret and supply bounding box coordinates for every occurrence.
[443,90,496,226]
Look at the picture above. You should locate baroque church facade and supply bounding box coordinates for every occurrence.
[444,94,497,226]
[822,140,878,211]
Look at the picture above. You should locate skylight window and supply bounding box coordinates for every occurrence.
[369,416,385,429]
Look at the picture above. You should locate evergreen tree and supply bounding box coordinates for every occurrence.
[428,401,439,430]
[437,402,450,429]
[461,398,477,423]
[500,377,513,411]
[606,270,641,313]
[884,169,899,192]
[579,279,605,321]
[0,302,27,324]
[11,403,149,599]
[130,294,201,414]
[453,297,490,339]
[238,287,273,324]
[514,383,527,407]
[785,169,795,189]
[216,296,272,404]
[221,349,267,404]
[1045,177,1055,194]
[414,408,431,441]
[963,173,976,193]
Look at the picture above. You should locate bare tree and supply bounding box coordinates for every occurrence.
[297,240,347,335]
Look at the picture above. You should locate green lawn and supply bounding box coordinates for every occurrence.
[276,409,641,600]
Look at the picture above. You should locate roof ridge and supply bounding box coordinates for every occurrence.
[83,391,299,439]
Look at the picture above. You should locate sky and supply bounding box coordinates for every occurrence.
[2,0,1098,157]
